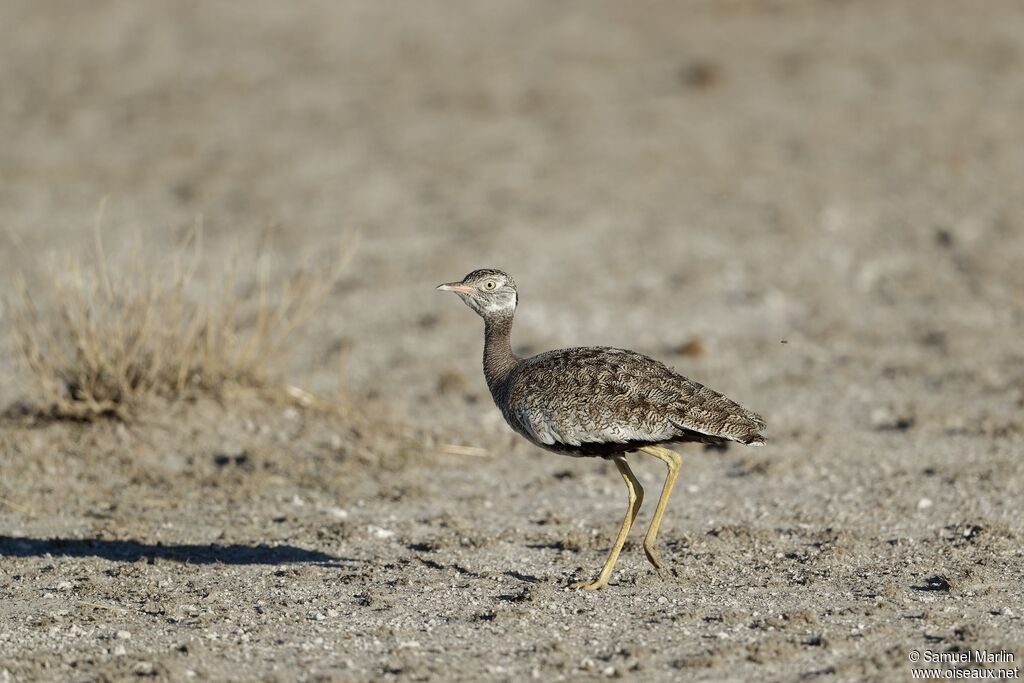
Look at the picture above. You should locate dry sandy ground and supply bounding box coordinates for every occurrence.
[2,1,1024,681]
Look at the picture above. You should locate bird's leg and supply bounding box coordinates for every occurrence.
[571,456,644,591]
[638,445,682,571]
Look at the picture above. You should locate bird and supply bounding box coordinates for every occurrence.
[437,268,765,590]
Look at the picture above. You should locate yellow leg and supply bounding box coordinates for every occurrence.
[572,456,644,591]
[639,445,682,570]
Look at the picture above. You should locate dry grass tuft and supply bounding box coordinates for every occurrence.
[8,213,354,420]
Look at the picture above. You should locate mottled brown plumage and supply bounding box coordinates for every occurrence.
[437,268,766,590]
[495,345,765,456]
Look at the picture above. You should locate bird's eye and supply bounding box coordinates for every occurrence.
[483,280,497,291]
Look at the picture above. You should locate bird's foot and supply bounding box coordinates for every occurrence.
[570,577,607,591]
[643,544,664,571]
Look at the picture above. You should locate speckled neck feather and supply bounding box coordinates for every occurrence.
[483,312,517,390]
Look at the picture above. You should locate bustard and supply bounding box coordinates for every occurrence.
[437,269,765,590]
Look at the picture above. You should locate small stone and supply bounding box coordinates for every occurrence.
[133,661,156,676]
[917,498,933,510]
[672,337,705,357]
[657,596,668,605]
[116,630,132,640]
[870,406,915,431]
[367,525,395,540]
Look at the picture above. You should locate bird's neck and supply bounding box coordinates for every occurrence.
[483,313,518,389]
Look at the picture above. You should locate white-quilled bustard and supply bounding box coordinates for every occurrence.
[437,269,766,590]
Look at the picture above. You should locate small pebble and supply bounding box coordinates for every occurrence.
[870,406,914,431]
[917,498,933,510]
[133,661,155,676]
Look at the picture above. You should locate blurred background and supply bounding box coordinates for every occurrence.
[3,1,1023,425]
[3,2,1024,679]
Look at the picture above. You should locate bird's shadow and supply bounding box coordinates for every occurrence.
[0,535,352,566]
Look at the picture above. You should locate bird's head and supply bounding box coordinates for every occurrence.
[436,268,518,319]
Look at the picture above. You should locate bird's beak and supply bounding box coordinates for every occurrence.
[436,282,474,294]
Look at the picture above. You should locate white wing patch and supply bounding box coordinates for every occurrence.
[516,408,675,447]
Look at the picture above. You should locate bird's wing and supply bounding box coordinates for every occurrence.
[506,348,670,447]
[508,347,764,447]
[658,379,767,445]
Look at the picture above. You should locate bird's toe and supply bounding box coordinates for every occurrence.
[643,544,664,570]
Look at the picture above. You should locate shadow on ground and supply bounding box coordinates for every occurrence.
[0,535,349,565]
